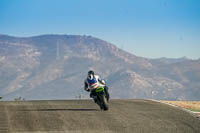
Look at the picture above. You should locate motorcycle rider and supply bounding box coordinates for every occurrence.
[84,70,110,102]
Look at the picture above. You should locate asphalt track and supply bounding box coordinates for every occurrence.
[0,99,200,133]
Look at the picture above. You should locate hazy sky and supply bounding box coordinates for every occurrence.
[0,0,200,59]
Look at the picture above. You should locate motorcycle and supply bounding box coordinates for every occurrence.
[91,86,109,111]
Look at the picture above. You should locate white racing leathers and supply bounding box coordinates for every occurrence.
[84,75,105,91]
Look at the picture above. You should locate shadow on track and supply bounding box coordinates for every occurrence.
[18,108,99,112]
[38,108,99,111]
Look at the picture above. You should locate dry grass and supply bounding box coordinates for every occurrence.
[161,101,200,112]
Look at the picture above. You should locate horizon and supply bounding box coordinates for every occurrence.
[0,0,200,59]
[0,33,198,60]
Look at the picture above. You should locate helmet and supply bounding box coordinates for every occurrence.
[88,70,94,80]
[88,70,94,76]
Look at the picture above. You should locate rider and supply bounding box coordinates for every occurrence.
[84,70,110,101]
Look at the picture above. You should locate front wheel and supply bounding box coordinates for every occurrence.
[102,95,109,111]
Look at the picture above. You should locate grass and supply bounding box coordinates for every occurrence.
[161,101,200,112]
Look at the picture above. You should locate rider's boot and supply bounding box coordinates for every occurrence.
[93,98,97,103]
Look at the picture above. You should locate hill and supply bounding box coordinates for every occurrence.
[0,34,200,100]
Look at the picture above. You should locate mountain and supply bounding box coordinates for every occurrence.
[0,34,199,100]
[150,57,190,65]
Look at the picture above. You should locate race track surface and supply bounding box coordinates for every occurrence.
[0,99,200,133]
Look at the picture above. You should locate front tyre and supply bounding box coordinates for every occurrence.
[102,95,109,111]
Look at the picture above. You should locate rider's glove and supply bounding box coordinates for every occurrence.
[84,87,90,92]
[101,80,105,85]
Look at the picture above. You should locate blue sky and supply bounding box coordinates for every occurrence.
[0,0,200,59]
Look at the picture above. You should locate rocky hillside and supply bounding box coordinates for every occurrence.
[0,34,199,100]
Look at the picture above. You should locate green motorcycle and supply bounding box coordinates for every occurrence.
[92,86,109,111]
